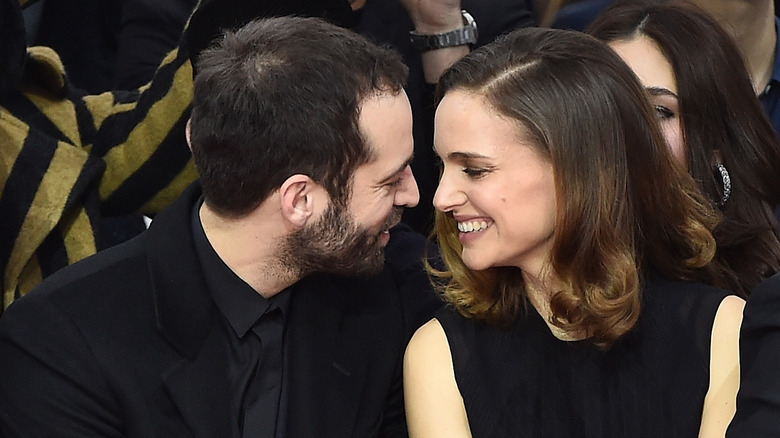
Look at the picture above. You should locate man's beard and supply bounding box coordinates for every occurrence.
[282,202,402,277]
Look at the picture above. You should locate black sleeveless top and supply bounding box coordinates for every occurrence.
[436,276,732,437]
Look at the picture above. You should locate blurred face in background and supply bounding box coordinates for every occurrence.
[610,36,687,168]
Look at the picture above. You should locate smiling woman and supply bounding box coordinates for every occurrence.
[588,1,780,297]
[433,90,556,275]
[404,26,744,438]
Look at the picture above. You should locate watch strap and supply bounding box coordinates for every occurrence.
[409,10,478,52]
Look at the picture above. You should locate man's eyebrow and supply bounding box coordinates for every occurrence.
[646,86,678,98]
[378,156,414,184]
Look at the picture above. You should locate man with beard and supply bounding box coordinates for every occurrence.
[0,16,433,438]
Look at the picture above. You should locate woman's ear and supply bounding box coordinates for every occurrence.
[278,174,324,227]
[711,149,731,206]
[712,149,723,166]
[185,118,193,152]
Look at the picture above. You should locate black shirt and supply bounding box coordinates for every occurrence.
[191,198,291,438]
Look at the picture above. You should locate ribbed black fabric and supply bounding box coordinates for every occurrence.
[436,276,732,437]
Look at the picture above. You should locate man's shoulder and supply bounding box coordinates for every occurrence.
[0,234,160,367]
[15,234,151,317]
[290,269,407,337]
[300,267,403,308]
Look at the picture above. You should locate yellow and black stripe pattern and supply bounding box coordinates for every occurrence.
[0,43,198,312]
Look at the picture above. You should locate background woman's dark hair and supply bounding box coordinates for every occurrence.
[430,26,725,348]
[588,1,780,296]
[190,16,407,217]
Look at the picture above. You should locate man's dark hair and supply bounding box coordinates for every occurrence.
[190,16,408,217]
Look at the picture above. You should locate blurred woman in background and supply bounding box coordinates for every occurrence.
[589,0,780,297]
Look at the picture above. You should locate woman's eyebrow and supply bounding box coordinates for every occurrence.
[646,86,678,98]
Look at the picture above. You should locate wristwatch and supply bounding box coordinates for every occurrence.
[409,10,478,52]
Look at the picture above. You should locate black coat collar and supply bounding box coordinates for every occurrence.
[146,183,217,360]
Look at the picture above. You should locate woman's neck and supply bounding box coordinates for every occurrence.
[692,0,776,94]
[523,272,585,341]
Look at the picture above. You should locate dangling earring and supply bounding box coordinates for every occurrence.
[715,163,731,207]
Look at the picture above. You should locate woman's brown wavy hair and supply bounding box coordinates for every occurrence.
[429,27,727,349]
[588,1,780,296]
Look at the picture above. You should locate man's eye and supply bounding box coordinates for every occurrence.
[654,105,675,120]
[388,177,404,188]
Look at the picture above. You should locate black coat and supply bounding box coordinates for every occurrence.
[728,271,780,437]
[0,184,438,437]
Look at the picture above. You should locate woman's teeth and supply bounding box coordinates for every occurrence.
[457,220,490,233]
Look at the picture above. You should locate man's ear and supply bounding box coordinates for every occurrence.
[185,118,193,152]
[279,175,324,227]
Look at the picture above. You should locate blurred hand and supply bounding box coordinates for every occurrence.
[399,0,463,33]
[349,0,367,11]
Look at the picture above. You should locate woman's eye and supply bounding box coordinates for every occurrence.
[654,105,675,120]
[463,167,487,178]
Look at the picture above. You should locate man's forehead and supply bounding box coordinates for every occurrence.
[354,89,412,174]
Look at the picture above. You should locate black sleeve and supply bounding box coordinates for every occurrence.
[727,273,780,437]
[114,0,196,89]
